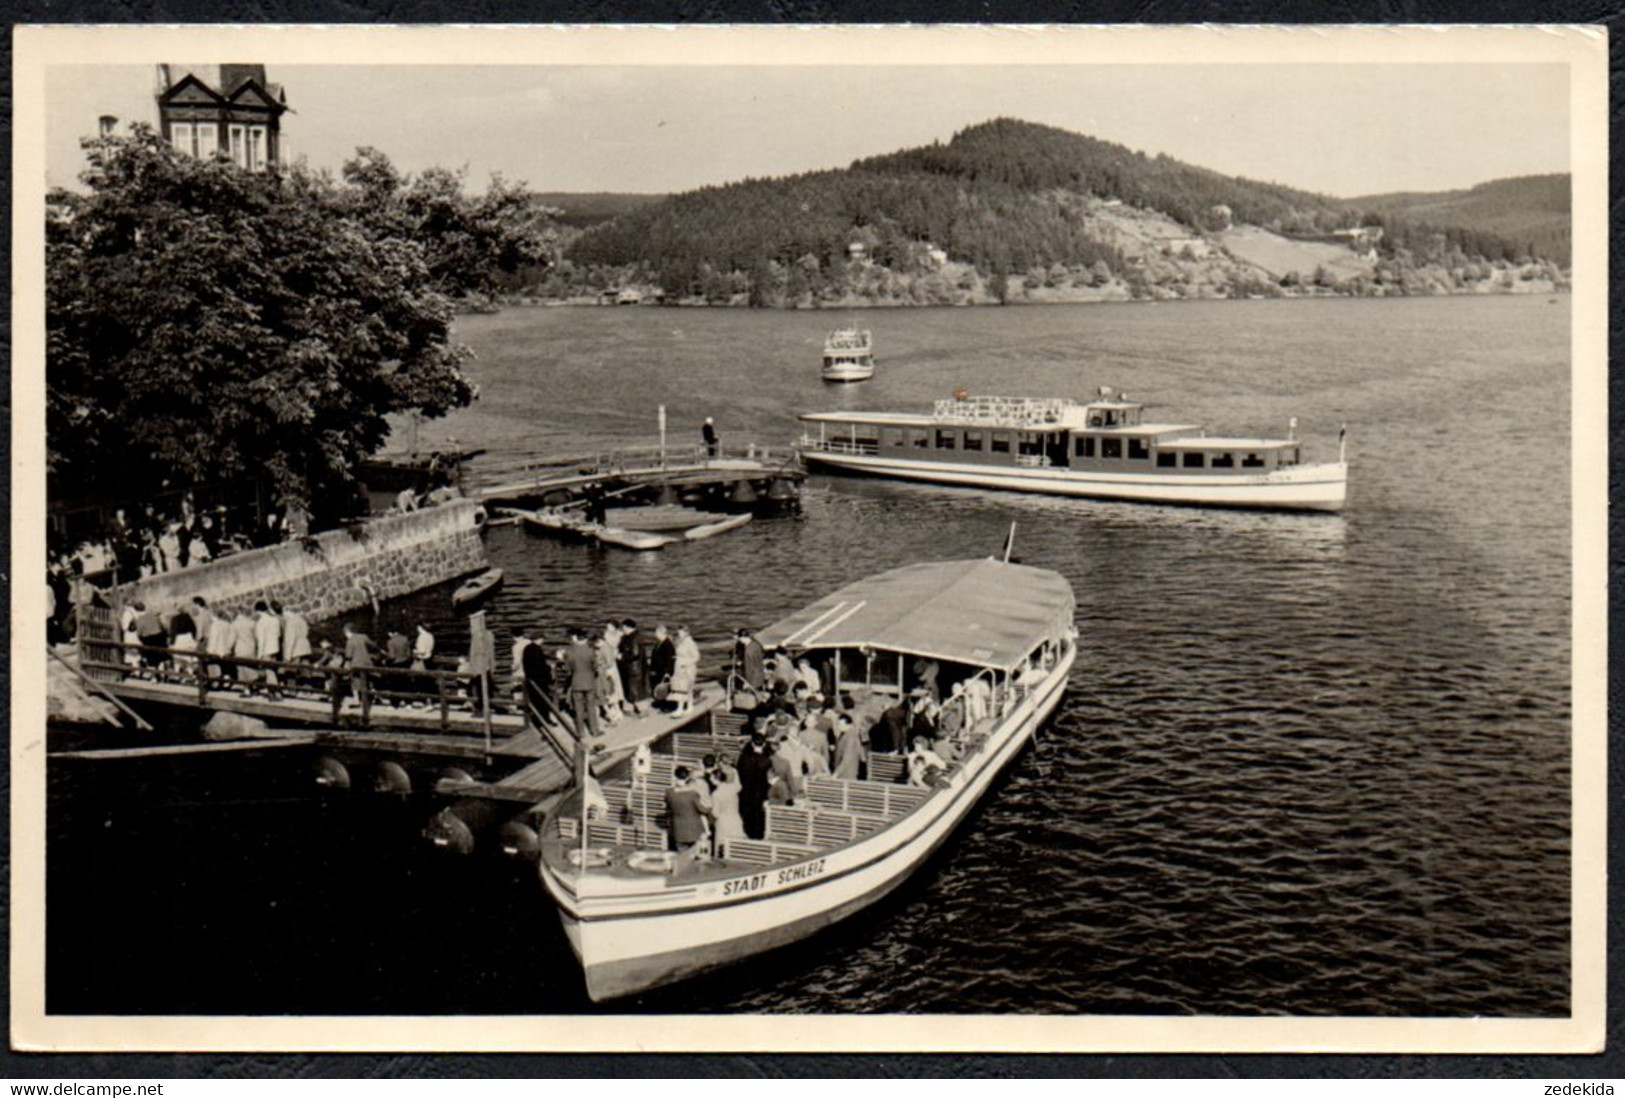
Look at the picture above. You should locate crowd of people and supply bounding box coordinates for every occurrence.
[513,619,704,744]
[601,632,1004,867]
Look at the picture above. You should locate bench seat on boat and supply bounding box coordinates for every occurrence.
[866,754,906,783]
[765,804,888,847]
[557,815,668,851]
[724,838,819,867]
[805,776,930,818]
[672,731,748,763]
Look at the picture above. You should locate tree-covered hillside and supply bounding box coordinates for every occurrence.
[1342,175,1570,264]
[545,118,1569,306]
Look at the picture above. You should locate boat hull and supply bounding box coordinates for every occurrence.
[821,366,875,383]
[802,450,1347,512]
[542,649,1073,1001]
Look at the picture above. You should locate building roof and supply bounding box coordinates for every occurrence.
[757,558,1074,671]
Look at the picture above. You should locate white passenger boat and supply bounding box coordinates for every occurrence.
[821,328,876,383]
[796,392,1348,512]
[537,557,1076,1001]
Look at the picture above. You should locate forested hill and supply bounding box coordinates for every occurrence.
[542,118,1569,306]
[1341,175,1570,265]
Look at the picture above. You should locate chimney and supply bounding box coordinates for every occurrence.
[98,115,117,138]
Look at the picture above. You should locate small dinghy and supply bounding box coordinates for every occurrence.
[682,513,753,541]
[604,505,729,533]
[452,568,504,607]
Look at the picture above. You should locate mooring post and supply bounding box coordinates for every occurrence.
[481,673,494,757]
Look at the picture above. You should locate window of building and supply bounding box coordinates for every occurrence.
[1182,452,1205,468]
[1242,453,1266,468]
[1157,452,1177,467]
[1211,453,1235,468]
[249,126,267,172]
[229,124,248,169]
[195,122,218,159]
[1101,438,1123,459]
[170,122,194,155]
[962,431,984,452]
[935,429,957,450]
[990,432,1011,454]
[910,429,930,449]
[1128,438,1150,460]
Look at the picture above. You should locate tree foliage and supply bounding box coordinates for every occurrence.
[47,127,495,522]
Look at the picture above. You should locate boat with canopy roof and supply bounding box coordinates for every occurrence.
[795,390,1348,512]
[537,556,1076,1001]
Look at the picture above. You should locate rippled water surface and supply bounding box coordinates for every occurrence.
[48,296,1571,1016]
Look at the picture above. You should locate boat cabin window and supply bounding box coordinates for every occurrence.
[1018,431,1043,457]
[1242,453,1265,468]
[1101,438,1123,459]
[910,428,930,449]
[884,428,906,448]
[1074,436,1095,458]
[963,430,984,452]
[935,429,957,450]
[1128,438,1150,460]
[1182,452,1205,468]
[1211,453,1235,469]
[990,432,1011,454]
[1157,452,1177,467]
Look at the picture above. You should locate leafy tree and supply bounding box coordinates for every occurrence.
[47,126,478,526]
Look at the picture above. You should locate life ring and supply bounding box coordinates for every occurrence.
[567,847,614,869]
[626,850,675,874]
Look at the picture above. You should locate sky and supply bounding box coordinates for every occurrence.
[45,63,1571,198]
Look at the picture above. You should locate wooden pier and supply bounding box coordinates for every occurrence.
[471,442,805,510]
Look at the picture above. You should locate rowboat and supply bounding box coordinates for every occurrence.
[603,505,729,532]
[451,568,504,607]
[537,556,1076,1001]
[681,513,753,541]
[796,391,1348,512]
[821,328,876,383]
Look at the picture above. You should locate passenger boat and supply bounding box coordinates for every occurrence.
[537,556,1077,1001]
[451,567,504,607]
[796,391,1347,512]
[821,328,876,383]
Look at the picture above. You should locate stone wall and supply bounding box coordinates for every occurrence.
[113,500,488,621]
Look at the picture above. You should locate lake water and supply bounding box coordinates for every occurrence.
[47,295,1572,1016]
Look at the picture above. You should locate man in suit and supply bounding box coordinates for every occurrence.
[701,417,719,458]
[735,731,773,840]
[649,624,677,706]
[665,764,713,867]
[733,628,766,694]
[565,627,601,742]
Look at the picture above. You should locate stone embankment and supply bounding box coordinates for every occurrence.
[112,500,489,623]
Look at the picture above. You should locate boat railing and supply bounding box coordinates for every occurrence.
[797,436,879,457]
[931,396,1074,427]
[78,638,509,737]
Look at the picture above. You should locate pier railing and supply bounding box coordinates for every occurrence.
[78,639,510,738]
[473,440,800,494]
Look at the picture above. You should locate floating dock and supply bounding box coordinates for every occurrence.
[473,442,805,513]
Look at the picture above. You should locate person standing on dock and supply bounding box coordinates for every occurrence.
[341,622,374,725]
[254,600,283,695]
[649,625,676,706]
[565,627,602,742]
[702,417,719,458]
[231,609,258,685]
[733,629,766,696]
[281,602,312,664]
[618,619,650,715]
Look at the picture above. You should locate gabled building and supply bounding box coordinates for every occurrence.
[155,64,290,171]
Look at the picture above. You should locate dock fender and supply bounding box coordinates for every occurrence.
[313,756,351,790]
[472,505,488,528]
[424,807,477,856]
[440,766,475,788]
[498,818,540,861]
[373,759,412,795]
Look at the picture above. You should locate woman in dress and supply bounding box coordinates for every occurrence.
[668,626,701,714]
[596,623,625,726]
[707,760,746,859]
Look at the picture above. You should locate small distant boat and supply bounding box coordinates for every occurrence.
[821,328,875,383]
[796,390,1348,513]
[452,568,504,607]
